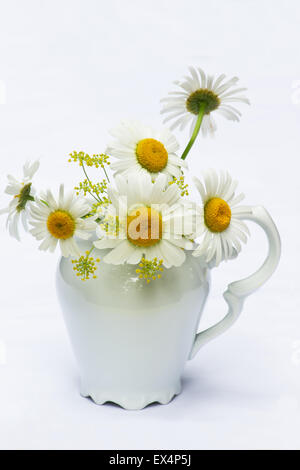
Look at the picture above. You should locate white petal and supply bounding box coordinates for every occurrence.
[126,248,143,264]
[159,240,186,267]
[9,212,21,241]
[103,240,136,265]
[94,238,121,249]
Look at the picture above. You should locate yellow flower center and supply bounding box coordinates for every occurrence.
[186,89,220,115]
[204,197,231,233]
[47,210,75,239]
[136,138,168,173]
[127,206,162,247]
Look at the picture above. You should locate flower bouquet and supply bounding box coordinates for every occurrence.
[1,67,281,410]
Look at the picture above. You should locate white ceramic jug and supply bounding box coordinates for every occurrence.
[56,206,280,410]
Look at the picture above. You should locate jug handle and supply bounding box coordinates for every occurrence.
[189,205,281,359]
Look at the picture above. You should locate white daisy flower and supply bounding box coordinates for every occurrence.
[161,67,250,137]
[29,185,97,257]
[94,173,196,268]
[0,160,40,240]
[193,170,250,266]
[106,120,187,181]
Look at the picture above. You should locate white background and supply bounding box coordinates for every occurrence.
[0,0,299,450]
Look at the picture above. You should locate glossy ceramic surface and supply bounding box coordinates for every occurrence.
[56,206,281,410]
[57,240,210,409]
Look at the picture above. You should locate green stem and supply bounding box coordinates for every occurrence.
[82,161,102,203]
[86,247,94,258]
[181,103,206,160]
[82,162,93,188]
[102,165,110,183]
[87,190,101,203]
